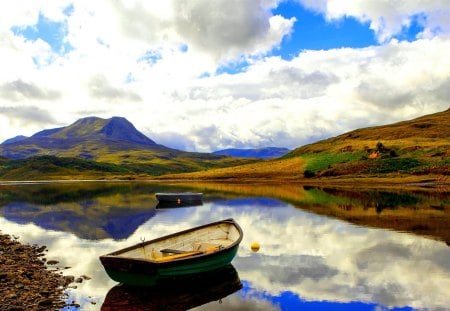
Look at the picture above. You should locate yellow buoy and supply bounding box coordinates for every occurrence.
[251,242,260,252]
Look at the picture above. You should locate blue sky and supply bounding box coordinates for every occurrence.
[239,282,416,311]
[0,0,449,151]
[272,3,379,55]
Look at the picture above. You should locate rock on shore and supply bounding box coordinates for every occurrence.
[0,231,74,310]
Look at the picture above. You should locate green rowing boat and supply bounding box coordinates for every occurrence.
[99,219,243,286]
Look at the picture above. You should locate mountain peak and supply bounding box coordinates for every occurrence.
[99,117,156,145]
[37,116,156,146]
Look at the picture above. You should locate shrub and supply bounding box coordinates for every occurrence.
[304,170,316,178]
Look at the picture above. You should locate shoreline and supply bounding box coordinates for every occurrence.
[0,231,77,310]
[0,174,447,191]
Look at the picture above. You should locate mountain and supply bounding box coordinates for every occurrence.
[31,117,156,146]
[0,117,256,178]
[213,147,290,159]
[0,116,160,159]
[0,116,193,160]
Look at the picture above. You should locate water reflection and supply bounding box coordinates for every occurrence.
[0,182,449,310]
[101,265,242,310]
[156,200,203,209]
[1,182,449,242]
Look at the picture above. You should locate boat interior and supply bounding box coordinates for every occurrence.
[117,222,240,262]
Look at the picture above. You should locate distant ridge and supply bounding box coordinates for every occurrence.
[213,147,290,159]
[2,135,28,145]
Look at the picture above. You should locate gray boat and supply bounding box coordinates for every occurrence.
[155,192,203,205]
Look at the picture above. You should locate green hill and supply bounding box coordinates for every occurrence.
[285,108,449,178]
[158,109,449,181]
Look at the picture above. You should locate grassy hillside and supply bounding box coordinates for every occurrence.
[287,108,449,178]
[0,155,256,180]
[159,109,449,182]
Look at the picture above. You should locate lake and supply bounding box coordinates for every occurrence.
[0,181,449,310]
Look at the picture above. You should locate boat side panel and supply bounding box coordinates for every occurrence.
[157,245,239,277]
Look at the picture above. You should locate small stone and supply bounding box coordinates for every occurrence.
[15,283,24,289]
[38,298,53,306]
[75,277,83,283]
[63,275,75,285]
[46,260,59,265]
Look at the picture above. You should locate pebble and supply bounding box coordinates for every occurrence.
[46,260,59,265]
[0,231,78,310]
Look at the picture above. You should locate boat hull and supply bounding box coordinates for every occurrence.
[155,192,203,203]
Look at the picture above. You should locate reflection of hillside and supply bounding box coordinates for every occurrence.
[0,183,173,240]
[182,182,307,204]
[1,199,156,240]
[302,187,450,245]
[180,182,450,244]
[0,182,181,206]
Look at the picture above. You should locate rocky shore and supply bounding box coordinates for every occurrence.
[0,231,77,310]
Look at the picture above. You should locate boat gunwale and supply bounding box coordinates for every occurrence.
[99,218,243,265]
[155,192,203,196]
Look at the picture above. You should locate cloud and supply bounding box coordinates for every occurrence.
[88,75,142,102]
[434,77,450,102]
[143,130,197,152]
[144,37,450,151]
[297,0,450,42]
[108,0,295,61]
[0,79,61,101]
[0,105,57,126]
[356,80,415,109]
[173,0,295,60]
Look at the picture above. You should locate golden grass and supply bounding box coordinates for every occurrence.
[157,157,305,180]
[290,109,450,155]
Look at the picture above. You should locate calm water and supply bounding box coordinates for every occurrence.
[0,182,449,310]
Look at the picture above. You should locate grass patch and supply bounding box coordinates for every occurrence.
[366,158,422,174]
[302,152,362,174]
